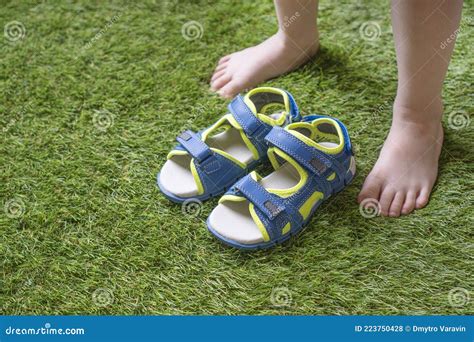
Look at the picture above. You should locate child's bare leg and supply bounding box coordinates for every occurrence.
[358,0,463,217]
[211,0,319,98]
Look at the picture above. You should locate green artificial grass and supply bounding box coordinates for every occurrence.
[1,0,473,315]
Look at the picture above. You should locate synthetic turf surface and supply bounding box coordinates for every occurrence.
[1,1,472,314]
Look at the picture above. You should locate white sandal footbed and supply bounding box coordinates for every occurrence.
[159,113,284,198]
[159,154,198,197]
[208,141,342,245]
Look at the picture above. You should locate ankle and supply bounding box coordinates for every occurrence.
[393,95,443,124]
[276,27,319,52]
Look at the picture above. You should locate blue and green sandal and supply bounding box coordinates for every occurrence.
[207,115,356,249]
[157,87,301,203]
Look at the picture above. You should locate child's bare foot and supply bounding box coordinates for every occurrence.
[210,31,318,98]
[358,102,444,217]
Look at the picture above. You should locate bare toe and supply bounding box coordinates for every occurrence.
[401,191,417,215]
[219,55,231,64]
[359,115,442,217]
[218,78,249,99]
[211,69,226,82]
[415,187,430,209]
[213,62,228,74]
[211,74,231,91]
[210,33,318,98]
[389,192,405,217]
[379,187,396,216]
[358,174,383,203]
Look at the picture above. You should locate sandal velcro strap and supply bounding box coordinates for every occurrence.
[228,95,264,136]
[264,127,334,173]
[265,126,348,197]
[233,175,285,220]
[266,126,346,175]
[176,130,212,163]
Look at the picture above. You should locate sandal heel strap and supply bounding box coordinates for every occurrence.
[228,95,263,136]
[285,91,301,123]
[228,95,272,157]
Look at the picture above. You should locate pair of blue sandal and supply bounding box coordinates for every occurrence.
[157,87,356,250]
